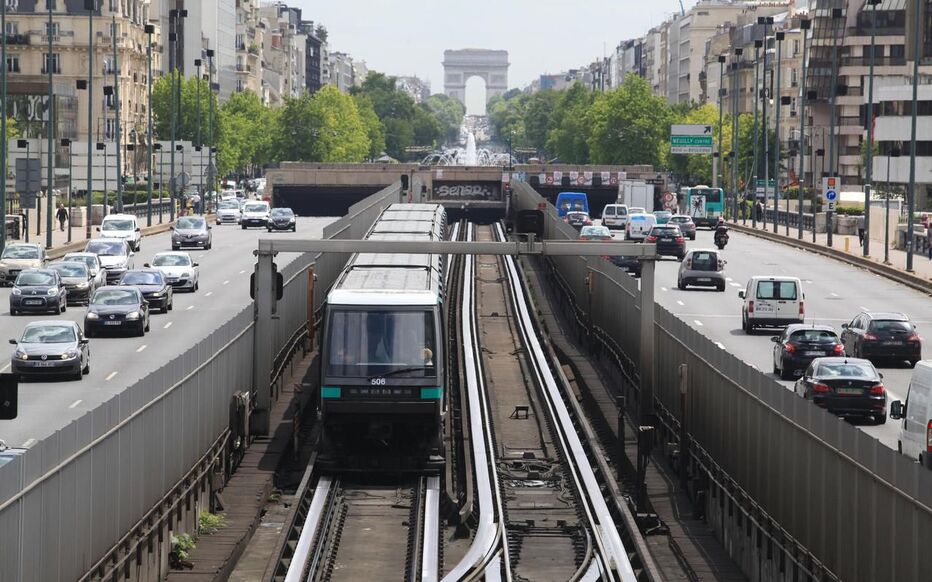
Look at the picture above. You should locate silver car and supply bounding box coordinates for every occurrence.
[62,252,108,289]
[216,200,242,225]
[172,216,212,250]
[9,320,90,381]
[0,243,46,286]
[146,251,200,292]
[677,249,726,291]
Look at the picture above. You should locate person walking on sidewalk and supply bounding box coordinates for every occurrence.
[926,225,932,260]
[55,203,68,232]
[857,214,866,247]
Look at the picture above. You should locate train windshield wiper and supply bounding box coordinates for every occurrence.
[369,365,433,380]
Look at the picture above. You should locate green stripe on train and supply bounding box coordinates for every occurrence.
[321,386,342,399]
[420,387,443,400]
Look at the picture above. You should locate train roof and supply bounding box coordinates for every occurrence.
[369,219,444,237]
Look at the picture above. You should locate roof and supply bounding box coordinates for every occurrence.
[863,312,909,320]
[23,319,77,328]
[785,323,836,332]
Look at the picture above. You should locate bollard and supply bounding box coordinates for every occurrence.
[844,237,850,253]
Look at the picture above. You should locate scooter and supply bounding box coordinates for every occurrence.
[714,231,729,249]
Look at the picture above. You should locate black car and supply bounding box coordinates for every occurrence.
[119,269,174,313]
[609,255,641,277]
[268,207,297,232]
[771,324,844,380]
[794,357,887,424]
[645,225,686,260]
[10,269,67,315]
[564,211,592,230]
[840,311,921,367]
[668,215,697,240]
[85,286,150,337]
[48,262,97,305]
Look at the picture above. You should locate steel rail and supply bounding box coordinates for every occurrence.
[441,223,509,582]
[421,475,441,582]
[496,223,638,581]
[283,475,334,582]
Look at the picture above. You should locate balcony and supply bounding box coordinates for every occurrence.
[1,34,30,45]
[839,116,864,127]
[841,56,906,67]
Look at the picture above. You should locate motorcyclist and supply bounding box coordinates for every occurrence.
[714,218,729,244]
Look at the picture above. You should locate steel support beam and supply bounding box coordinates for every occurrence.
[252,250,275,434]
[638,258,655,423]
[256,238,659,257]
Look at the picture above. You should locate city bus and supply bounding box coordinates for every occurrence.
[684,185,725,228]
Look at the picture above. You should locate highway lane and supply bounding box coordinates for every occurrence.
[645,227,930,451]
[0,217,336,448]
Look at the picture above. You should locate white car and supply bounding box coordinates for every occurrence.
[145,251,200,292]
[601,204,629,230]
[624,213,657,241]
[216,200,242,225]
[241,201,270,229]
[98,214,142,251]
[738,276,804,333]
[890,361,932,471]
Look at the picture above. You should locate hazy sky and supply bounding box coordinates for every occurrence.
[295,0,687,108]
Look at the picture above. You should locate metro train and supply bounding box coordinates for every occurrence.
[318,203,447,472]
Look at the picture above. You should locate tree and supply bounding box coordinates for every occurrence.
[546,83,594,163]
[308,86,369,162]
[424,94,466,144]
[152,72,218,145]
[523,90,558,154]
[586,74,671,166]
[216,90,274,176]
[412,105,442,147]
[353,94,385,159]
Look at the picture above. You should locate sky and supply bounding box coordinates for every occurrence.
[294,0,688,111]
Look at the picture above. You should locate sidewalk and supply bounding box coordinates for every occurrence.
[732,218,932,288]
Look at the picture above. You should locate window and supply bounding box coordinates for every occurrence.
[42,53,60,74]
[103,56,115,74]
[793,39,800,56]
[6,56,19,73]
[326,309,437,378]
[46,0,57,10]
[755,280,798,301]
[790,67,798,87]
[5,22,18,36]
[45,22,60,37]
[105,118,116,139]
[889,44,905,59]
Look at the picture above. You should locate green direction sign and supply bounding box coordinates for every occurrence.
[670,135,714,154]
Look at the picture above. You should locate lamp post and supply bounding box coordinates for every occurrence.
[145,23,154,226]
[773,30,784,234]
[206,48,215,212]
[826,7,843,248]
[99,140,107,215]
[752,37,763,229]
[168,9,187,222]
[111,15,123,213]
[716,54,726,191]
[798,18,811,239]
[885,148,899,265]
[758,16,773,231]
[863,0,880,257]
[1,0,7,251]
[61,138,72,242]
[732,47,742,222]
[814,144,824,243]
[45,0,54,249]
[905,0,920,272]
[102,84,113,218]
[153,142,163,223]
[17,139,30,242]
[84,0,96,240]
[195,57,202,213]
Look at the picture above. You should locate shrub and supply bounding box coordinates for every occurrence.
[198,511,228,535]
[169,533,196,569]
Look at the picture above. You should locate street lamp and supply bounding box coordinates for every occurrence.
[45,0,54,249]
[1,0,8,250]
[168,8,188,222]
[195,58,202,213]
[206,48,215,212]
[885,147,900,265]
[797,18,812,240]
[17,139,30,243]
[863,0,881,257]
[826,7,844,248]
[815,145,824,243]
[145,22,155,227]
[716,54,726,191]
[97,141,107,216]
[732,47,743,222]
[905,0,920,271]
[61,138,72,243]
[153,142,163,223]
[110,15,123,213]
[758,16,773,232]
[773,30,785,235]
[752,37,763,229]
[83,0,97,240]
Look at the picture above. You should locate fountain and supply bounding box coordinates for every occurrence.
[419,118,516,167]
[464,132,478,166]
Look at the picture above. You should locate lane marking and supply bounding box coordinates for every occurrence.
[715,342,726,349]
[693,319,704,327]
[205,291,213,297]
[68,399,82,409]
[859,306,870,311]
[0,362,9,372]
[222,280,230,285]
[21,438,37,448]
[676,300,685,306]
[105,371,118,381]
[830,292,839,297]
[163,321,173,329]
[730,282,741,287]
[136,344,147,353]
[239,270,246,274]
[186,305,194,310]
[725,277,733,281]
[661,286,668,292]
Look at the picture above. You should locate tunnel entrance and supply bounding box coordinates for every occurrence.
[272,186,386,217]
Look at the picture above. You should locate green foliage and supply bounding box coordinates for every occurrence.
[198,511,228,535]
[353,94,386,158]
[412,105,443,147]
[587,74,672,167]
[523,91,559,152]
[424,94,466,144]
[834,205,865,216]
[546,83,594,163]
[272,86,369,163]
[4,117,19,140]
[169,533,196,569]
[152,72,218,145]
[217,90,275,177]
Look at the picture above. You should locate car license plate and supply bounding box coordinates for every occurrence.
[103,320,122,326]
[805,351,824,356]
[837,388,862,395]
[697,277,711,282]
[755,303,774,313]
[24,299,42,306]
[34,361,56,367]
[882,341,902,345]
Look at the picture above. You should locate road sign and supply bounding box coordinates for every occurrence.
[755,179,776,199]
[671,125,714,154]
[822,177,840,212]
[15,158,40,194]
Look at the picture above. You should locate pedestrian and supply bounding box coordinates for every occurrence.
[927,225,932,260]
[755,200,764,222]
[55,203,68,232]
[857,213,866,246]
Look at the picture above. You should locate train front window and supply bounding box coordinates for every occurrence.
[327,309,437,378]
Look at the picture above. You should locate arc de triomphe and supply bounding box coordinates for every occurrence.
[443,49,509,106]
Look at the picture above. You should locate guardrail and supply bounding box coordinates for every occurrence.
[513,182,932,582]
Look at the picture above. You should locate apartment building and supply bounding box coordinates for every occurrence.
[258,2,306,107]
[234,0,264,99]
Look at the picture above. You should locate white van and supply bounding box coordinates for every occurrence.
[625,213,657,241]
[890,361,932,470]
[738,276,804,333]
[602,204,629,230]
[98,214,142,251]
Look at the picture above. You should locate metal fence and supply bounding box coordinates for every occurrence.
[0,182,405,582]
[513,182,932,582]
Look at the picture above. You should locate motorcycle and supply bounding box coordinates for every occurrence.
[714,230,729,249]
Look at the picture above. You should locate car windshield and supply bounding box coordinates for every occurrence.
[50,263,88,278]
[580,226,611,239]
[566,212,589,220]
[690,251,718,269]
[102,219,134,231]
[651,227,678,235]
[86,241,126,256]
[1,245,38,260]
[817,362,876,378]
[176,217,205,229]
[64,255,97,270]
[326,309,437,378]
[219,201,239,210]
[244,203,267,213]
[152,254,191,267]
[271,208,294,218]
[790,329,838,343]
[122,271,162,285]
[21,325,75,344]
[92,289,139,306]
[868,320,912,333]
[756,280,797,300]
[15,272,54,286]
[670,216,692,224]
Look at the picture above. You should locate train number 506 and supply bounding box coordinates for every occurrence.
[370,378,386,385]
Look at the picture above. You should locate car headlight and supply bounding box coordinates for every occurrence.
[76,282,89,289]
[151,292,162,298]
[182,271,193,278]
[64,349,78,359]
[11,288,21,295]
[15,350,28,360]
[126,311,140,320]
[47,287,58,296]
[86,312,99,320]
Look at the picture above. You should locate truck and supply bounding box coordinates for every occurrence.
[618,180,655,213]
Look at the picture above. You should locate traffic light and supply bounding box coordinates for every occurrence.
[250,263,284,301]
